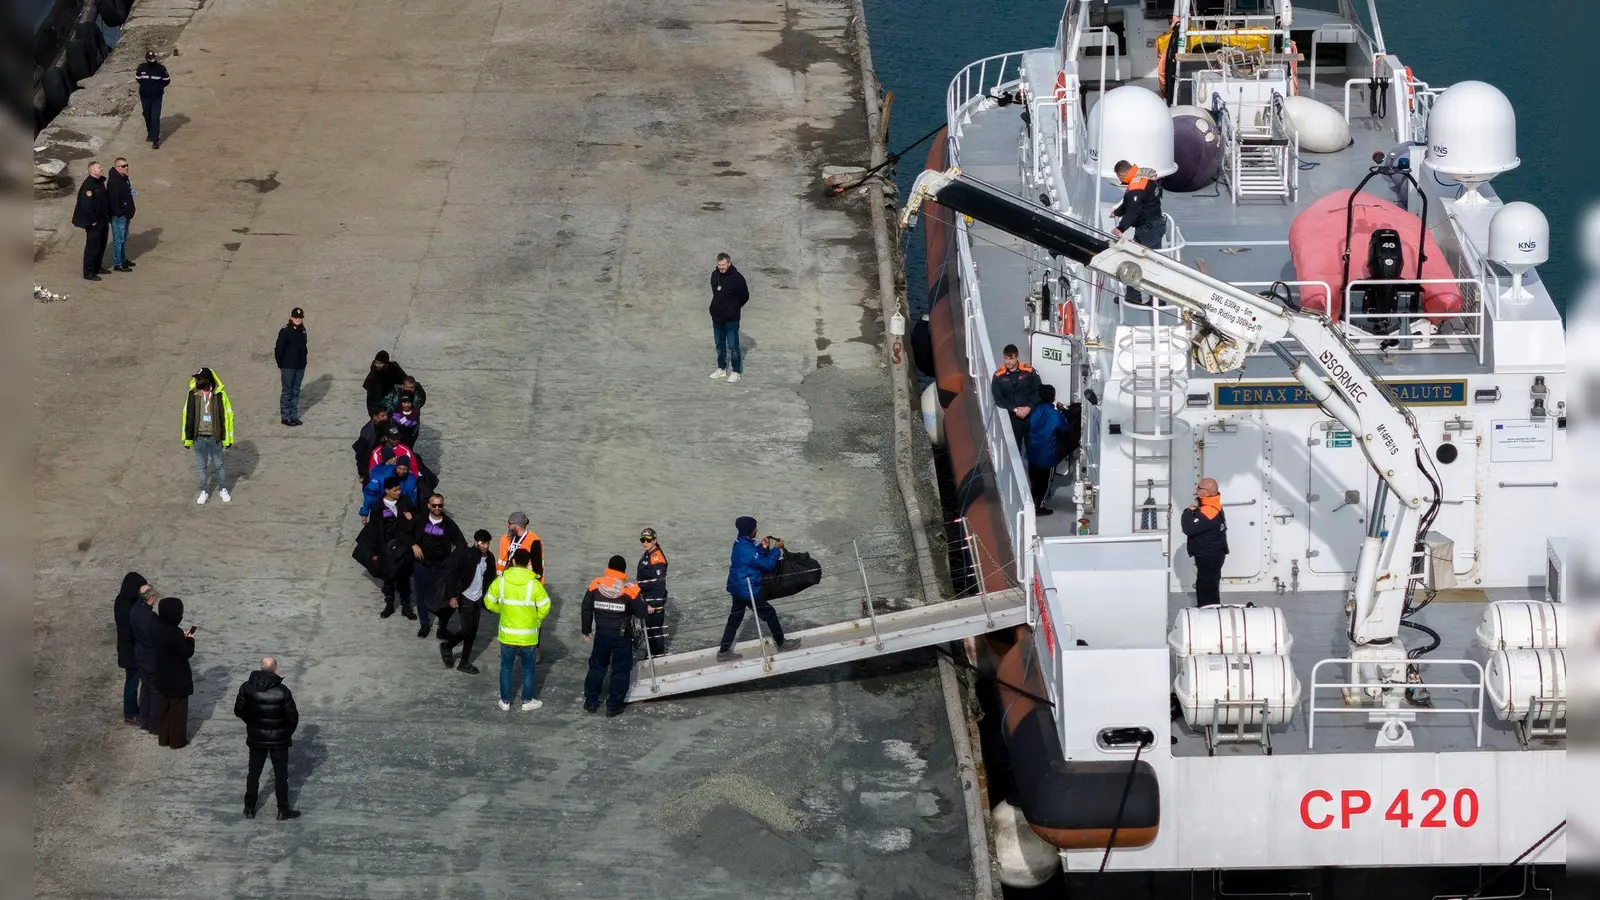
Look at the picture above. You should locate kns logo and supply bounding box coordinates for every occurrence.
[1518,240,1538,252]
[1431,144,1449,157]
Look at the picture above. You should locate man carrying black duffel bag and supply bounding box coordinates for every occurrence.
[352,478,417,618]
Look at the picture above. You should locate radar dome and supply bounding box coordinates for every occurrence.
[1085,85,1177,180]
[1488,201,1548,301]
[1425,81,1519,204]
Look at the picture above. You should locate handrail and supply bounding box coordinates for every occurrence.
[945,50,1037,143]
[1307,657,1486,750]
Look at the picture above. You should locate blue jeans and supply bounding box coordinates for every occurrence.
[110,216,130,267]
[713,321,742,373]
[584,631,634,712]
[499,643,538,704]
[193,435,226,492]
[122,668,139,719]
[279,368,304,420]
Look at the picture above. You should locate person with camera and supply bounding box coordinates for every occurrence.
[153,597,196,749]
[716,516,802,662]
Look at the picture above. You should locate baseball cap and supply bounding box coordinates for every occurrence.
[640,528,657,542]
[290,307,304,318]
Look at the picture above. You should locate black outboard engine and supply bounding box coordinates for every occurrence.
[1362,229,1421,343]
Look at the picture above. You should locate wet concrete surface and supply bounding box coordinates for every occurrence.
[31,0,971,897]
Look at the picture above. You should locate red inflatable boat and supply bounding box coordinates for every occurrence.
[1288,189,1464,324]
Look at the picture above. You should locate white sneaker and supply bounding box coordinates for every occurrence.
[520,698,543,711]
[218,488,232,503]
[196,491,209,505]
[710,368,728,379]
[726,372,742,383]
[497,700,511,711]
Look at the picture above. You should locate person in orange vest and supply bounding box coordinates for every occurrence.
[496,511,543,578]
[990,344,1042,450]
[1109,159,1167,306]
[581,555,648,717]
[1180,477,1229,607]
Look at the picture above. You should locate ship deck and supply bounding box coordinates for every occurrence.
[1164,587,1558,758]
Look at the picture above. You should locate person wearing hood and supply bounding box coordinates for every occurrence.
[717,516,801,662]
[274,307,308,426]
[153,596,196,749]
[182,366,235,504]
[129,579,163,732]
[106,157,136,272]
[1108,159,1166,305]
[581,555,649,717]
[483,548,551,711]
[234,656,301,821]
[113,572,151,724]
[363,351,407,411]
[360,453,420,519]
[1180,477,1229,607]
[72,161,110,281]
[708,252,751,382]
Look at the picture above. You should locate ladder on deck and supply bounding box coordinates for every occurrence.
[626,588,1027,701]
[1117,322,1189,535]
[1218,92,1298,203]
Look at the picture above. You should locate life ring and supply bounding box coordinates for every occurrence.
[1288,40,1300,95]
[1054,71,1069,122]
[1403,65,1415,112]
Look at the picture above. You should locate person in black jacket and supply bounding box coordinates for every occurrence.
[72,161,110,281]
[153,596,196,749]
[990,344,1042,449]
[234,657,301,821]
[106,158,136,272]
[411,493,466,639]
[135,50,171,147]
[129,583,162,732]
[274,307,308,427]
[353,479,418,618]
[1179,477,1229,607]
[352,406,390,484]
[112,572,150,724]
[362,351,407,411]
[435,529,496,674]
[581,555,649,717]
[636,528,669,657]
[1108,159,1166,305]
[708,252,751,382]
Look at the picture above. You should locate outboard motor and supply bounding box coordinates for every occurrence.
[1362,228,1421,343]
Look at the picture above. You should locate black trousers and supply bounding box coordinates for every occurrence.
[1028,464,1053,509]
[82,223,107,276]
[246,746,290,811]
[141,94,163,142]
[719,592,785,652]
[381,565,413,607]
[438,600,481,664]
[585,630,634,712]
[643,601,667,656]
[1125,219,1168,305]
[1194,554,1225,607]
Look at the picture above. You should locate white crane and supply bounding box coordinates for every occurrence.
[901,167,1442,674]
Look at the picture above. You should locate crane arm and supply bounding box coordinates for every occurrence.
[902,167,1437,645]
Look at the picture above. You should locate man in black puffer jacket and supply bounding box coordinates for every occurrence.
[234,657,302,820]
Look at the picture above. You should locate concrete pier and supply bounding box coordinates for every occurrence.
[31,1,972,896]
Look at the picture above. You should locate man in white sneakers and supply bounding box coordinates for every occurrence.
[708,252,750,383]
[483,549,551,711]
[181,366,234,504]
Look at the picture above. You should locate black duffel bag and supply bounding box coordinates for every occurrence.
[762,550,822,601]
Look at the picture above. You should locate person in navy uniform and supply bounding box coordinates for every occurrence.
[135,50,172,148]
[636,528,669,657]
[989,343,1041,449]
[72,161,110,281]
[1180,477,1229,607]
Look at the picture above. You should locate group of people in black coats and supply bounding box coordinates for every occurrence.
[112,572,302,819]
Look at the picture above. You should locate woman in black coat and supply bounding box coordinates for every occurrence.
[112,572,147,724]
[153,596,196,749]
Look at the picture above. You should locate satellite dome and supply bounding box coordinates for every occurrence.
[1488,202,1549,301]
[1425,81,1519,203]
[1085,86,1177,180]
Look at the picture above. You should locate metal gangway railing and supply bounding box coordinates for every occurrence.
[625,522,1028,702]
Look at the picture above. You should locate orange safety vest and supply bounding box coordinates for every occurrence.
[497,529,540,574]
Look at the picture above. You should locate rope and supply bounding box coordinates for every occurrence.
[1098,736,1151,873]
[830,122,947,194]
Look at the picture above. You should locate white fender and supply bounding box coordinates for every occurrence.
[993,800,1059,887]
[921,382,945,447]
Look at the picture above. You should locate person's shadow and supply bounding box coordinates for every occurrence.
[225,440,260,487]
[288,723,327,801]
[125,226,163,259]
[298,374,333,414]
[186,664,232,739]
[159,113,192,144]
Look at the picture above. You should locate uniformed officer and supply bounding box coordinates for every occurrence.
[636,528,669,657]
[989,343,1042,449]
[135,50,172,148]
[72,161,110,281]
[581,555,648,718]
[1108,159,1166,305]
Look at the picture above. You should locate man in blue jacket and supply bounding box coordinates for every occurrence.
[360,454,420,519]
[717,516,802,661]
[1025,385,1073,516]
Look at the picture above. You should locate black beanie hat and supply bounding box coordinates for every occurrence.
[735,516,757,537]
[375,350,390,363]
[608,554,628,572]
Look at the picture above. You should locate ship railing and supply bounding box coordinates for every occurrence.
[954,219,1038,587]
[1341,276,1487,364]
[1307,657,1487,750]
[945,51,1032,150]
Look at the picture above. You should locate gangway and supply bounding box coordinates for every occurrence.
[626,588,1027,701]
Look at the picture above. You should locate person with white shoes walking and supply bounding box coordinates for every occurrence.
[181,366,234,504]
[483,548,551,711]
[708,252,750,383]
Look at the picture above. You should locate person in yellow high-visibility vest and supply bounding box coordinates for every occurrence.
[483,548,551,711]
